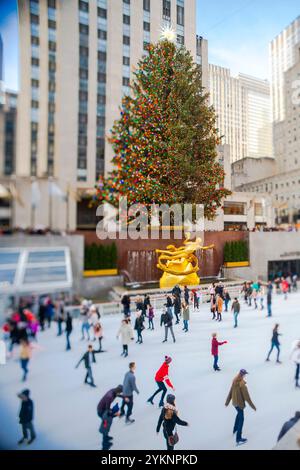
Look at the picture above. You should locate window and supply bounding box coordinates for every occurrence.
[31,79,39,88]
[97,116,105,126]
[223,202,245,216]
[79,90,88,101]
[98,7,107,18]
[79,0,89,12]
[177,35,184,45]
[123,56,130,66]
[163,0,171,19]
[80,46,89,56]
[98,29,107,40]
[31,57,39,66]
[79,113,88,124]
[143,21,150,31]
[79,23,89,34]
[48,40,56,51]
[254,203,263,216]
[123,0,130,4]
[31,36,39,45]
[48,19,56,29]
[49,61,56,72]
[143,0,150,11]
[79,68,88,79]
[97,73,106,83]
[123,14,130,25]
[98,51,107,61]
[48,0,56,7]
[30,14,39,24]
[177,5,184,26]
[31,100,39,108]
[97,94,106,104]
[48,102,55,112]
[123,77,130,87]
[123,35,130,45]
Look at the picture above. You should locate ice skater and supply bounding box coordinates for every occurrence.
[182,301,190,332]
[17,389,36,445]
[231,297,240,328]
[216,294,223,321]
[117,318,134,357]
[134,311,144,344]
[75,344,102,387]
[290,340,300,388]
[161,309,176,343]
[65,312,73,351]
[97,385,124,450]
[147,304,155,330]
[19,339,31,382]
[147,356,175,407]
[225,369,256,446]
[266,324,282,363]
[156,394,188,451]
[211,294,217,320]
[211,333,227,371]
[120,362,139,424]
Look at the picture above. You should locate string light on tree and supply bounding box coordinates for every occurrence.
[160,25,176,43]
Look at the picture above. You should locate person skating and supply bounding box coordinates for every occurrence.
[147,304,155,330]
[277,412,300,441]
[75,344,102,387]
[56,298,65,336]
[121,294,131,317]
[211,333,227,371]
[134,311,144,344]
[117,318,134,357]
[17,389,36,445]
[281,277,289,300]
[97,385,124,450]
[80,300,91,340]
[290,340,300,388]
[172,284,181,299]
[184,286,189,305]
[161,309,176,343]
[231,298,240,328]
[19,339,31,382]
[65,312,73,351]
[94,321,103,352]
[267,281,273,317]
[247,283,253,306]
[147,356,175,407]
[224,290,231,312]
[192,289,199,310]
[225,369,256,446]
[182,301,190,332]
[89,304,101,341]
[156,394,188,451]
[38,300,46,331]
[211,294,217,320]
[120,362,139,424]
[216,294,223,322]
[266,324,282,363]
[173,294,181,324]
[165,295,173,318]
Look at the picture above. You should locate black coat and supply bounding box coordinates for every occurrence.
[76,350,101,369]
[278,415,300,441]
[66,316,73,333]
[19,399,34,424]
[161,311,173,327]
[156,408,188,436]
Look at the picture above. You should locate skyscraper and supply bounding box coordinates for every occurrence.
[270,16,300,123]
[16,0,201,230]
[209,65,272,163]
[0,34,3,82]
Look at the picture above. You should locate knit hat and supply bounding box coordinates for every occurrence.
[165,356,172,364]
[240,369,248,376]
[166,394,175,405]
[18,389,30,398]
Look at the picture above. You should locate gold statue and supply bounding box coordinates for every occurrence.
[156,233,214,288]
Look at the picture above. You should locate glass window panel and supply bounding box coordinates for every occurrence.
[27,250,65,263]
[24,266,67,284]
[0,252,20,265]
[0,269,16,284]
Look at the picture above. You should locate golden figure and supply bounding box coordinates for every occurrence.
[156,233,214,288]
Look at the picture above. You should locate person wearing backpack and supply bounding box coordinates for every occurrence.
[161,309,176,343]
[156,394,188,450]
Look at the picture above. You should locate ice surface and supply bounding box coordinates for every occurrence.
[1,292,299,450]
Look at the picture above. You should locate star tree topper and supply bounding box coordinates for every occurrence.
[160,25,176,43]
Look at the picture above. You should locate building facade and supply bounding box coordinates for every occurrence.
[209,65,272,163]
[15,0,202,231]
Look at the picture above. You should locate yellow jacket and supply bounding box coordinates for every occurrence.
[225,378,256,410]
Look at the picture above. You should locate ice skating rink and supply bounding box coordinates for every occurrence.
[1,291,299,450]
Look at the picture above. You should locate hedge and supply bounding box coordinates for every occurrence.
[84,243,118,270]
[223,240,249,263]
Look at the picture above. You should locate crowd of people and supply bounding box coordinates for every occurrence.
[1,277,300,450]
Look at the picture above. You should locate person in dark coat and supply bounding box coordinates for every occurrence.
[38,302,46,331]
[172,294,181,324]
[161,310,176,343]
[134,312,144,344]
[165,295,173,318]
[97,385,124,450]
[184,286,189,305]
[17,389,36,445]
[75,344,102,387]
[171,285,181,299]
[156,394,188,450]
[120,362,139,424]
[65,312,73,351]
[266,324,281,363]
[267,281,273,317]
[277,412,300,441]
[121,294,131,317]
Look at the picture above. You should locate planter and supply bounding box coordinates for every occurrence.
[224,261,250,268]
[83,269,118,277]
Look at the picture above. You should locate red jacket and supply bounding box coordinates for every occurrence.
[211,337,226,356]
[155,362,173,388]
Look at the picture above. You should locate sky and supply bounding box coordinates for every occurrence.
[0,0,299,91]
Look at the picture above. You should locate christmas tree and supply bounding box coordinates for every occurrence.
[96,37,231,219]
